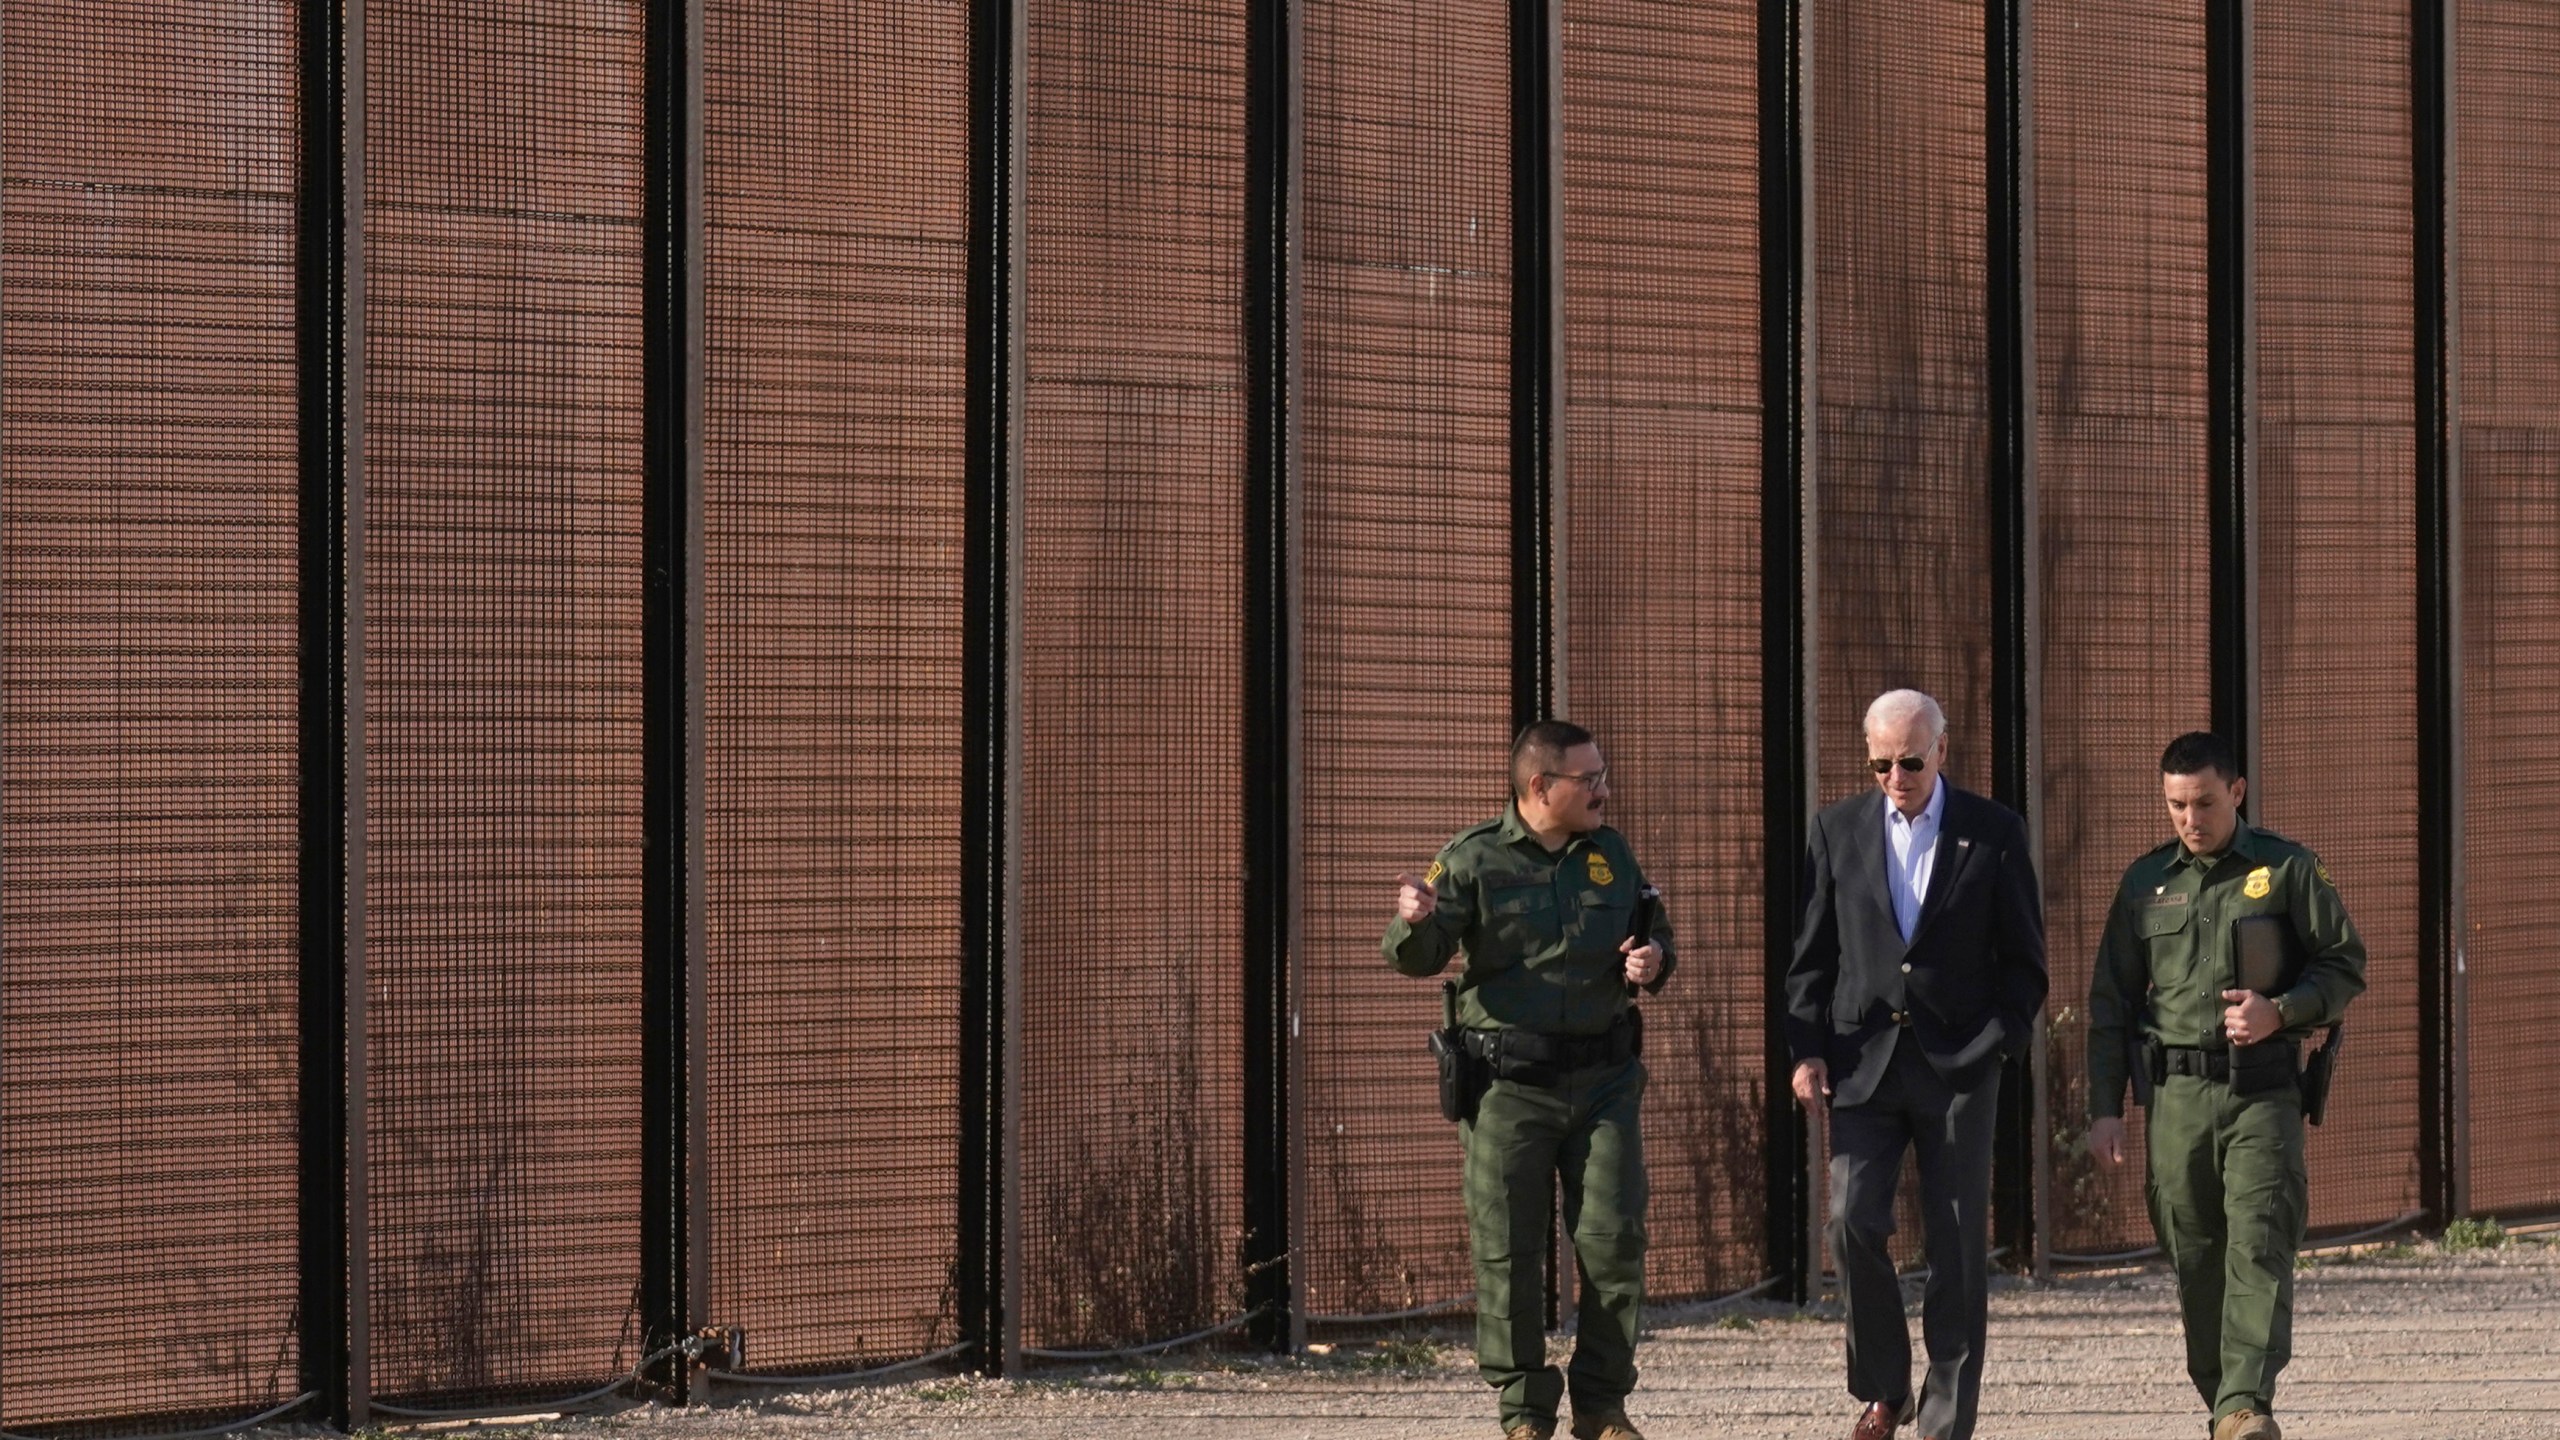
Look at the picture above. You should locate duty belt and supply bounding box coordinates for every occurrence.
[1461,1009,1641,1077]
[2161,1039,2300,1086]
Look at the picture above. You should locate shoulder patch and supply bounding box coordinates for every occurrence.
[2315,861,2334,888]
[1424,859,1445,887]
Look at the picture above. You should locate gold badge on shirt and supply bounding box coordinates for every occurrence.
[2243,866,2273,899]
[1586,853,1615,887]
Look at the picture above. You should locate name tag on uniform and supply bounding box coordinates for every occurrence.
[2144,891,2191,908]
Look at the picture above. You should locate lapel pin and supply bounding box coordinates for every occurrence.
[1956,838,1971,849]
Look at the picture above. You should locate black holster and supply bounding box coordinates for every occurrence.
[2134,1034,2163,1108]
[1429,980,1483,1123]
[2300,1023,2344,1126]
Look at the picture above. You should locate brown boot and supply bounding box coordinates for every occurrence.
[2211,1410,2281,1440]
[1569,1409,1644,1440]
[1504,1423,1557,1440]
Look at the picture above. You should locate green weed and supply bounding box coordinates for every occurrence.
[2442,1217,2509,1253]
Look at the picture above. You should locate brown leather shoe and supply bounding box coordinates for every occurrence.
[1850,1395,1915,1440]
[2211,1411,2281,1440]
[1568,1409,1644,1440]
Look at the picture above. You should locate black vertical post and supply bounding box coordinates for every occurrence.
[1513,0,1563,1329]
[1984,0,2037,1269]
[2207,0,2255,771]
[1760,0,1814,1306]
[298,0,357,1420]
[2411,0,2465,1225]
[1242,0,1297,1356]
[640,0,703,1401]
[1511,0,1557,735]
[962,0,1019,1377]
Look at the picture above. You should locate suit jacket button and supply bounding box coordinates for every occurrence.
[1901,962,1913,973]
[1892,1010,1910,1025]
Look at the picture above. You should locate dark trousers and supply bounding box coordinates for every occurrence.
[1827,1035,1999,1440]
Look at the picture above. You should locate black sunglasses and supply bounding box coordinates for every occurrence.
[1868,756,1928,775]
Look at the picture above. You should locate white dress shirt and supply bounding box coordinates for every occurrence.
[1884,777,1946,941]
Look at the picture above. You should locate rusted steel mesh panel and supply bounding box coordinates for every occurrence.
[2456,0,2560,1221]
[362,0,649,1403]
[1559,0,1769,1301]
[1013,0,1251,1351]
[1297,0,1511,1320]
[2031,0,2211,1257]
[698,0,971,1371]
[1808,0,1991,1268]
[0,0,303,1427]
[2253,0,2423,1235]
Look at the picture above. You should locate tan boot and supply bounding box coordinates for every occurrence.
[2211,1410,2281,1440]
[1568,1410,1644,1440]
[1504,1423,1557,1440]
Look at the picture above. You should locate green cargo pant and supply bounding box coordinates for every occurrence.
[2145,1071,2309,1424]
[1462,1056,1648,1431]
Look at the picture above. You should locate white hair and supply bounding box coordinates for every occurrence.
[1864,688,1946,744]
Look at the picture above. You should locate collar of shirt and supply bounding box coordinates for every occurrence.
[1499,802,1591,852]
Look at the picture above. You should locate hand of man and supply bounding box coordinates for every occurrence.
[1790,1058,1830,1110]
[1619,936,1661,987]
[2220,989,2281,1046]
[1394,872,1438,924]
[2088,1115,2127,1166]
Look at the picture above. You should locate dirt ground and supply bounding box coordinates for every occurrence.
[344,1235,2560,1440]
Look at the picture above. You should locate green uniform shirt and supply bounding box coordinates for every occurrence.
[2087,819,2367,1119]
[1382,805,1674,1035]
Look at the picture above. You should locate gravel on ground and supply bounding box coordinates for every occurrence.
[315,1233,2560,1440]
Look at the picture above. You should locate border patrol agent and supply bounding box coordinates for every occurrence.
[2087,731,2367,1440]
[1383,721,1673,1440]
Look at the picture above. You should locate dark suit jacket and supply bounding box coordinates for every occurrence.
[1786,783,2048,1107]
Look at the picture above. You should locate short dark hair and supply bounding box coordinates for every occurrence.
[1512,720,1596,798]
[2160,730,2241,783]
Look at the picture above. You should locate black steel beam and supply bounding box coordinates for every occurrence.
[2207,0,2255,775]
[1242,0,1298,1354]
[2411,0,2465,1224]
[1511,0,1558,733]
[297,0,357,1420]
[1759,0,1814,1306]
[639,0,703,1401]
[1984,0,2037,1269]
[962,0,1019,1377]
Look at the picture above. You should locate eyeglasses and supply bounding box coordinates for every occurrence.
[1868,756,1929,775]
[1542,768,1609,788]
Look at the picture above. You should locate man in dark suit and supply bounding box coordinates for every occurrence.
[1786,690,2047,1440]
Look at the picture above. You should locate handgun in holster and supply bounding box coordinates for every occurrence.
[1427,979,1483,1124]
[2299,1023,2344,1126]
[2132,1033,2164,1109]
